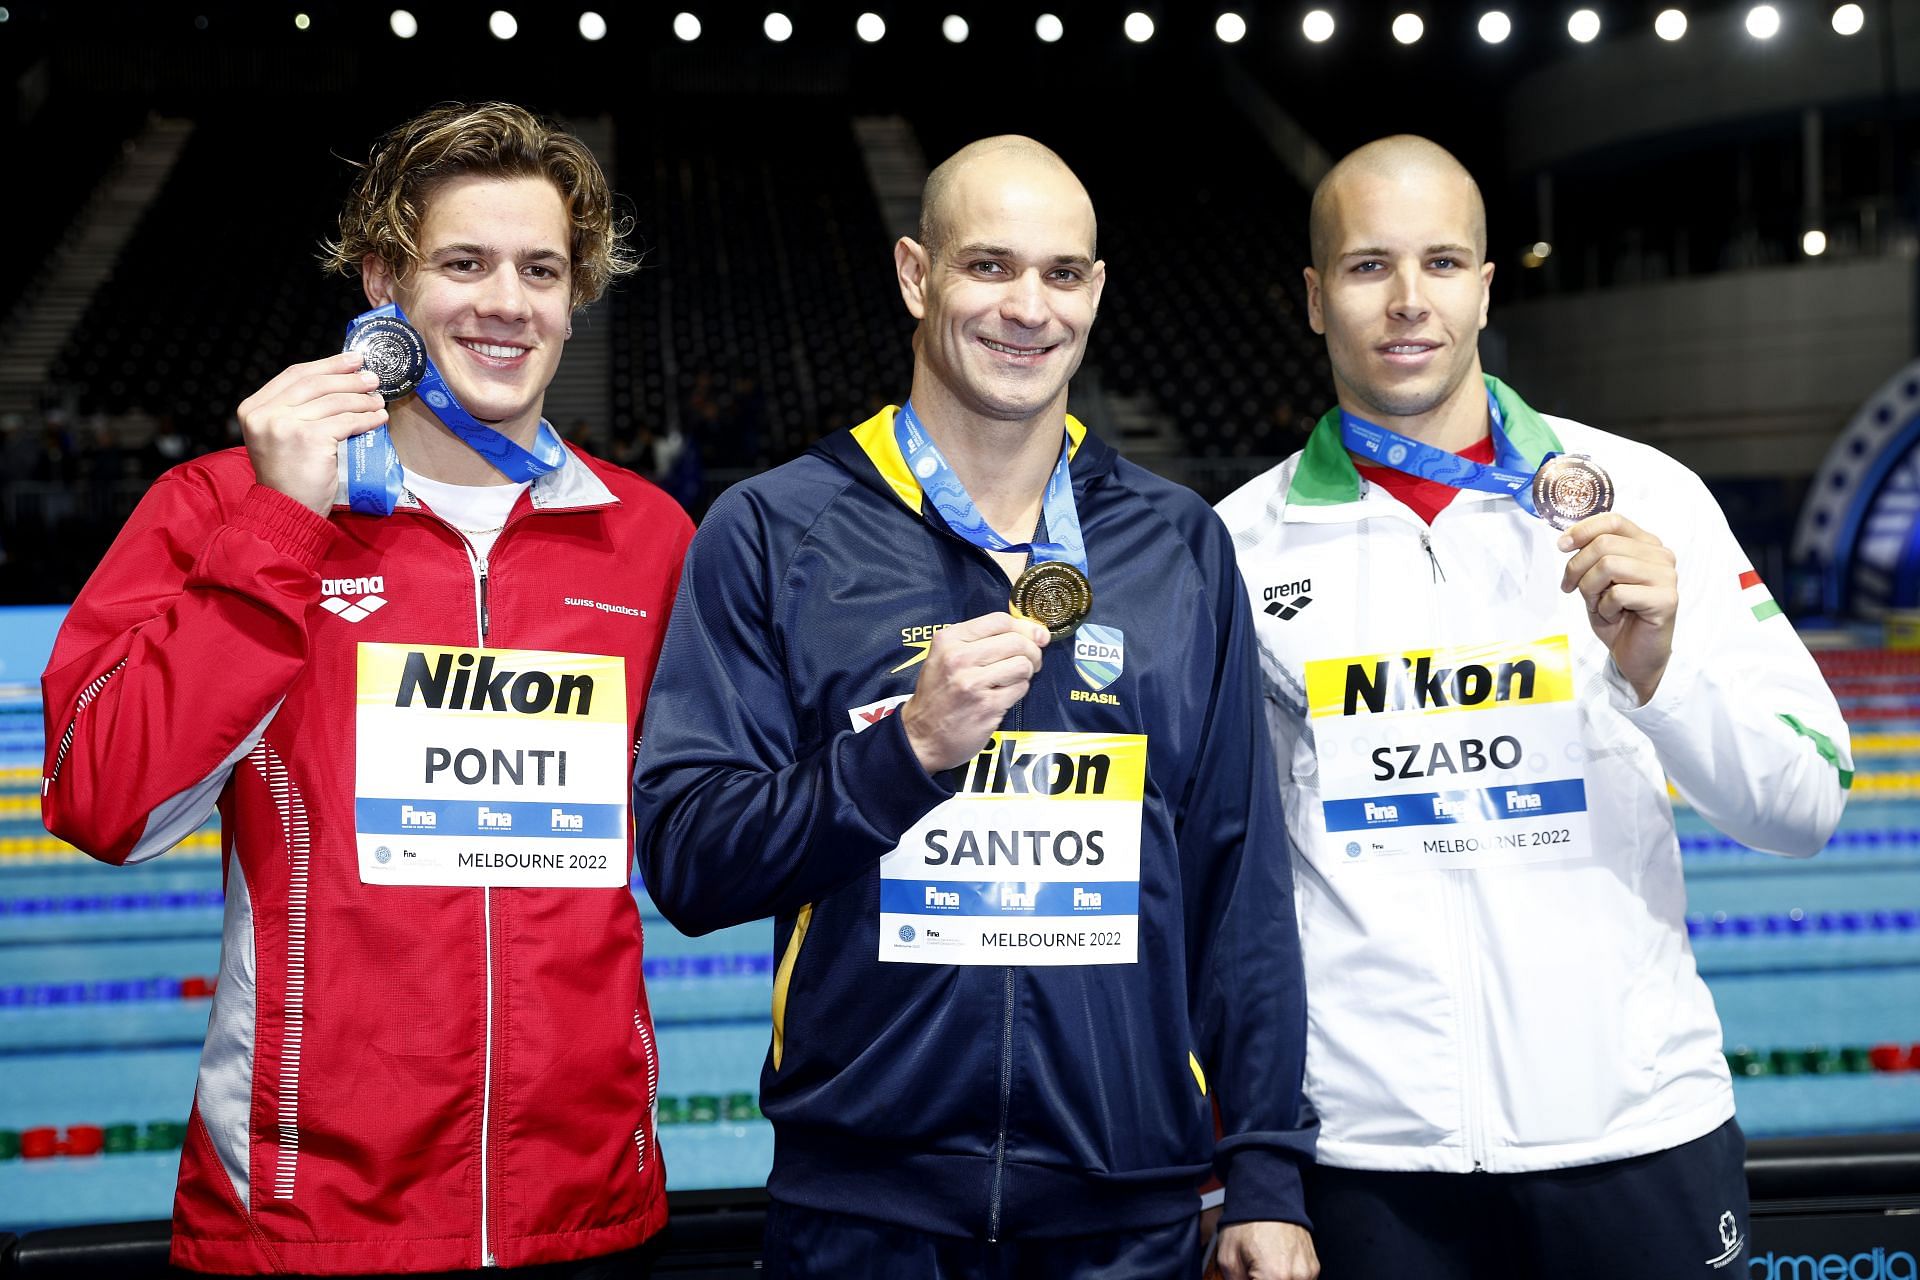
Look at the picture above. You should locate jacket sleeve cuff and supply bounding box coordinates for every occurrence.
[851,704,957,843]
[1218,1145,1311,1229]
[1613,647,1701,733]
[233,484,336,569]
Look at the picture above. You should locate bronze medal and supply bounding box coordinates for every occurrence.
[1532,454,1614,531]
[1011,562,1092,640]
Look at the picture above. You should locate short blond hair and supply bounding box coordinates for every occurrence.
[321,101,635,307]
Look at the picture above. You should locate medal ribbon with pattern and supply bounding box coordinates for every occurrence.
[342,302,568,516]
[1340,388,1554,516]
[893,400,1092,636]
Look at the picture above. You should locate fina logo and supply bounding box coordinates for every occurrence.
[374,846,392,865]
[1074,625,1124,691]
[898,924,916,943]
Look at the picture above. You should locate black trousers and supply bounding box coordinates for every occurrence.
[1304,1118,1751,1280]
[762,1200,1200,1280]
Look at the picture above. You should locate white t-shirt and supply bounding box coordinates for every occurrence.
[404,473,530,560]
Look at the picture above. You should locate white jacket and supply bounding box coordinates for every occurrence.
[1215,377,1851,1174]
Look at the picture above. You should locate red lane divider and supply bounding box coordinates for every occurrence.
[1815,651,1920,677]
[1868,1044,1920,1072]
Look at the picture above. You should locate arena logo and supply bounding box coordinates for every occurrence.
[320,575,388,624]
[1263,578,1313,621]
[1747,1249,1918,1280]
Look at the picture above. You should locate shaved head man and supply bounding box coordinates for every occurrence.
[918,135,1095,255]
[1306,136,1494,448]
[1216,135,1849,1278]
[635,137,1318,1279]
[899,135,1102,435]
[1306,135,1486,273]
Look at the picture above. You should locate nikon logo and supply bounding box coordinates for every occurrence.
[395,651,595,716]
[955,735,1111,796]
[1344,655,1537,715]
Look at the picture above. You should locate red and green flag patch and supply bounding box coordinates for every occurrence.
[1740,569,1782,622]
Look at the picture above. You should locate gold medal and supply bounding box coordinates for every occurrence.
[1532,454,1614,531]
[1011,562,1092,640]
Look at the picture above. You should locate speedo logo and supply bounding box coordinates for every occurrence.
[947,731,1147,802]
[892,622,952,674]
[1305,636,1574,720]
[1748,1250,1916,1279]
[395,651,595,716]
[321,575,388,624]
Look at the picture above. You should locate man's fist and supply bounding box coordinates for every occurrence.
[900,612,1050,774]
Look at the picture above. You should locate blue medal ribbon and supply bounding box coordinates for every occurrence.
[892,400,1089,578]
[342,302,567,516]
[1340,389,1556,517]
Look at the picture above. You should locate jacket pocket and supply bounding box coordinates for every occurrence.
[771,903,815,1071]
[633,1007,660,1176]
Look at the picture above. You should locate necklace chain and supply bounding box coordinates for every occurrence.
[404,487,510,539]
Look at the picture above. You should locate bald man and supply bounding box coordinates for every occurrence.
[1217,135,1849,1277]
[635,137,1318,1277]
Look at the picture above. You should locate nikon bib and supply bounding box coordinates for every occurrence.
[869,729,1146,966]
[354,643,628,888]
[1307,636,1591,870]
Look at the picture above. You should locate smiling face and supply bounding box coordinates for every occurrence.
[1305,163,1494,437]
[362,173,571,444]
[897,149,1105,428]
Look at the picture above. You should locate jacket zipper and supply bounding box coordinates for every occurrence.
[988,682,1023,1243]
[985,525,1041,1243]
[416,496,552,1266]
[1420,530,1447,583]
[458,530,498,1265]
[1424,521,1487,1171]
[1444,873,1489,1170]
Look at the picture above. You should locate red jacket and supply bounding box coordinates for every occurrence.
[41,445,691,1274]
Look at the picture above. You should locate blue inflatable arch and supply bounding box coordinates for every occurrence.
[1794,358,1920,618]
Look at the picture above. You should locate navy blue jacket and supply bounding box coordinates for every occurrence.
[632,408,1314,1237]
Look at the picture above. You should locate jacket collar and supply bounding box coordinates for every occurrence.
[1287,375,1563,511]
[330,435,617,514]
[813,404,1112,521]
